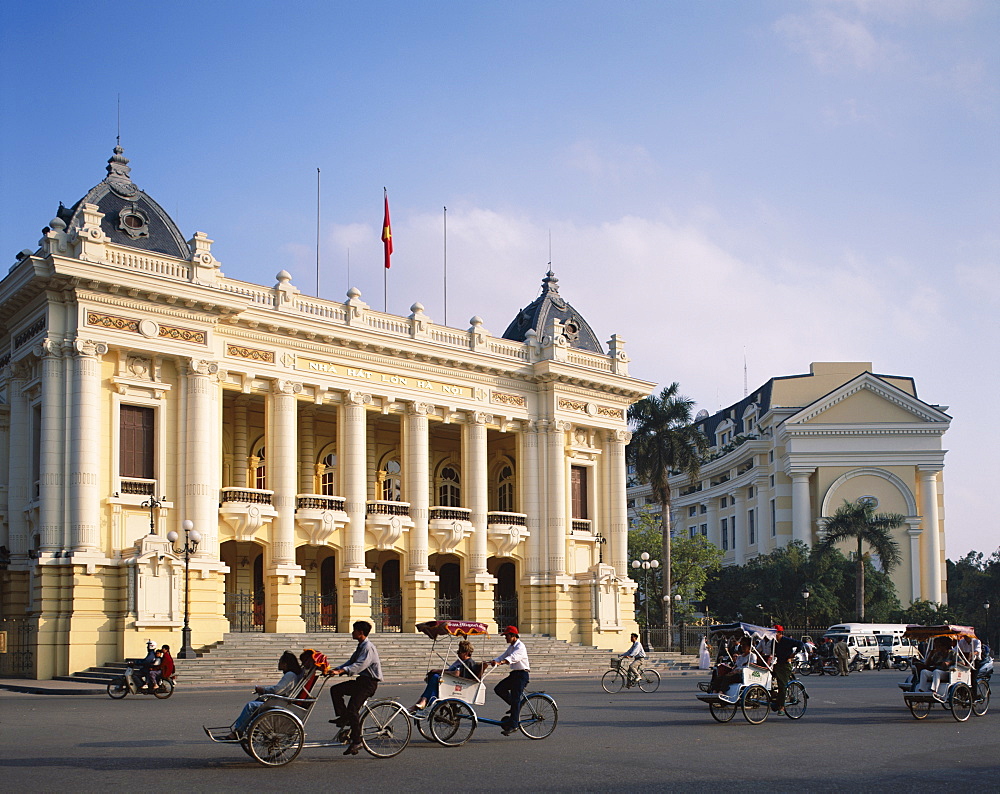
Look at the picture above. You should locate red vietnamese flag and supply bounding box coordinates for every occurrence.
[381,189,393,269]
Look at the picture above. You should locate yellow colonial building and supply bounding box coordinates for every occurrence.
[628,362,951,605]
[0,147,651,678]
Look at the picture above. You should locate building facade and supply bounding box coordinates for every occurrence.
[0,148,652,678]
[627,362,950,605]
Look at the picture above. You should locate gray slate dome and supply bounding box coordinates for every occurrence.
[56,146,188,259]
[502,270,604,354]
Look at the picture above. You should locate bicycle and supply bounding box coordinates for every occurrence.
[601,658,660,693]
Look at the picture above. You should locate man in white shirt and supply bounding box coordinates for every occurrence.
[957,633,983,679]
[620,633,646,683]
[487,625,530,735]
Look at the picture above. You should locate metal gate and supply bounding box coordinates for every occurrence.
[225,590,265,632]
[435,594,463,621]
[302,591,338,632]
[494,595,518,629]
[0,619,33,677]
[372,593,402,632]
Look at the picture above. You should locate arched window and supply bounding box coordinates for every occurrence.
[319,451,337,496]
[497,464,515,512]
[251,441,266,490]
[381,459,402,501]
[438,465,461,507]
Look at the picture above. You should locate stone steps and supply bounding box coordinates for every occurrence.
[58,632,701,684]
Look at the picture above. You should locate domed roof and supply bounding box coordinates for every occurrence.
[501,270,604,354]
[55,146,188,259]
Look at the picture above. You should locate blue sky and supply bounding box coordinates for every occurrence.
[2,1,997,559]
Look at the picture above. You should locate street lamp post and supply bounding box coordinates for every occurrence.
[167,520,201,659]
[802,588,811,635]
[985,600,991,654]
[631,552,659,650]
[674,593,684,654]
[141,495,167,535]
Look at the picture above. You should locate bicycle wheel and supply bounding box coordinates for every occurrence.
[638,669,660,693]
[906,697,932,720]
[247,710,304,767]
[360,700,412,758]
[152,679,174,699]
[973,680,990,717]
[517,693,558,740]
[106,678,128,699]
[741,685,770,724]
[709,698,737,723]
[950,683,973,722]
[601,670,624,694]
[428,699,476,746]
[416,714,434,741]
[783,681,808,719]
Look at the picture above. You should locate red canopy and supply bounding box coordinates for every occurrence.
[416,620,489,639]
[903,624,977,640]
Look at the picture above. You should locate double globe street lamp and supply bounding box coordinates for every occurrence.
[167,520,201,660]
[631,552,659,649]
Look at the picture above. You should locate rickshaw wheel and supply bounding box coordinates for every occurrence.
[360,700,412,758]
[950,683,973,722]
[152,679,174,699]
[783,682,807,719]
[247,710,304,767]
[638,670,660,693]
[709,699,737,723]
[416,713,435,741]
[973,681,990,717]
[906,697,931,719]
[428,699,476,746]
[239,738,253,758]
[741,685,770,724]
[601,670,624,693]
[518,693,558,739]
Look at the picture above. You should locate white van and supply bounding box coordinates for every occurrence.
[823,623,919,666]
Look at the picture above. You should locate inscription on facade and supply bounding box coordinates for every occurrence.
[296,357,471,398]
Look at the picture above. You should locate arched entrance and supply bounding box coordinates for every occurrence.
[431,553,463,620]
[296,547,339,631]
[367,550,403,632]
[220,540,265,632]
[489,557,518,629]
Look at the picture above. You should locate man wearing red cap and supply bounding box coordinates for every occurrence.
[487,625,530,734]
[771,624,805,716]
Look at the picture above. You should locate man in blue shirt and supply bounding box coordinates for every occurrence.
[329,620,383,755]
[620,633,646,685]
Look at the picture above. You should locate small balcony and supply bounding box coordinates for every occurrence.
[296,494,348,546]
[366,500,413,551]
[219,488,277,542]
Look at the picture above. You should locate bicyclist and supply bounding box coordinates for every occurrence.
[620,633,646,684]
[771,625,806,716]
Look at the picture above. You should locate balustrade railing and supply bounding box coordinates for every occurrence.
[429,507,471,521]
[297,495,346,511]
[366,501,410,517]
[487,511,527,526]
[221,488,274,505]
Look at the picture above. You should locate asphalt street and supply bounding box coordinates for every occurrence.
[1,672,996,792]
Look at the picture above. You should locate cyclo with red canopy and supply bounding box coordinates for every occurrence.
[898,624,990,721]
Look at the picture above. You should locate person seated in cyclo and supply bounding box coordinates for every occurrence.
[709,637,758,693]
[620,633,646,681]
[224,651,303,740]
[915,636,955,694]
[410,639,480,713]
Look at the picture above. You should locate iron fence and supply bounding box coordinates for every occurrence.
[494,596,518,629]
[302,591,338,632]
[225,590,265,632]
[0,618,34,677]
[372,593,402,632]
[435,594,463,621]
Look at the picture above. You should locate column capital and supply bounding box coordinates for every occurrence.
[916,466,942,478]
[35,338,63,359]
[271,379,303,396]
[789,467,815,479]
[550,419,573,433]
[407,401,434,417]
[184,358,219,376]
[606,429,631,444]
[466,410,493,426]
[72,339,108,358]
[345,390,372,407]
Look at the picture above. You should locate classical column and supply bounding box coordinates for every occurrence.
[605,429,630,577]
[233,395,249,488]
[522,422,542,576]
[69,340,107,553]
[342,392,369,571]
[6,365,30,556]
[706,498,719,553]
[268,380,300,567]
[38,340,65,551]
[905,519,923,603]
[919,468,943,603]
[463,412,490,575]
[732,489,745,565]
[184,359,220,558]
[790,469,815,546]
[298,406,315,494]
[546,421,569,575]
[405,403,431,573]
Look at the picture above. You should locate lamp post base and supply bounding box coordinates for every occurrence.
[178,624,196,659]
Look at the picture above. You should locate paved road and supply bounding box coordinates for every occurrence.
[1,672,996,791]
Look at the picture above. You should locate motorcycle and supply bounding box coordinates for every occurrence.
[847,651,869,673]
[106,661,174,699]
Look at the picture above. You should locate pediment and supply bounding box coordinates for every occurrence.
[785,373,950,426]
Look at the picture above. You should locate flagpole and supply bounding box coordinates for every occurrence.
[443,206,448,327]
[315,167,321,297]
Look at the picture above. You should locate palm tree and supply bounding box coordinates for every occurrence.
[627,383,709,649]
[819,499,904,621]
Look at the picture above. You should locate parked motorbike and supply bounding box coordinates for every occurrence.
[106,661,174,699]
[847,651,869,673]
[892,654,912,671]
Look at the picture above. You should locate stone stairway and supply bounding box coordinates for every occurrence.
[58,632,701,685]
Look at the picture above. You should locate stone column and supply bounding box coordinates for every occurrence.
[790,469,815,546]
[546,421,569,575]
[523,422,542,577]
[341,392,375,622]
[706,498,719,553]
[605,429,630,577]
[403,402,435,627]
[919,468,943,603]
[463,411,495,620]
[38,340,65,551]
[732,489,745,565]
[233,395,249,488]
[69,340,107,553]
[185,359,220,558]
[6,365,30,556]
[905,519,923,603]
[298,406,315,494]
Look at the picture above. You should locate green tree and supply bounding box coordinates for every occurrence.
[897,599,955,625]
[627,383,709,647]
[819,499,904,621]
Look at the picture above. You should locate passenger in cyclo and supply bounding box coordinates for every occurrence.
[915,636,955,695]
[708,637,758,695]
[410,639,480,713]
[224,650,303,740]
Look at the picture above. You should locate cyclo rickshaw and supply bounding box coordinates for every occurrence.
[898,624,990,721]
[203,650,412,766]
[696,622,808,724]
[413,619,558,745]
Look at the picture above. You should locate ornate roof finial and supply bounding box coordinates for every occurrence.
[105,145,138,198]
[541,269,560,294]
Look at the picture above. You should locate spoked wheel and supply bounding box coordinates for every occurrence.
[427,699,476,746]
[973,680,990,717]
[517,693,558,740]
[360,700,412,758]
[741,685,770,724]
[906,697,932,720]
[601,670,624,694]
[709,698,738,723]
[783,681,808,719]
[247,710,304,767]
[416,712,435,741]
[638,669,660,693]
[106,678,129,699]
[950,682,973,722]
[152,679,174,699]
